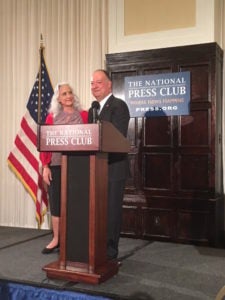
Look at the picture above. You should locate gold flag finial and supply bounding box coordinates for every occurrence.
[40,34,44,51]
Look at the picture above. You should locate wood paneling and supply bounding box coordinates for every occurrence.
[106,42,224,247]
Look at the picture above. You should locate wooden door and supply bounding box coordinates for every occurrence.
[106,43,224,246]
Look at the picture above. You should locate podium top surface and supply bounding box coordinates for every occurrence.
[38,121,130,153]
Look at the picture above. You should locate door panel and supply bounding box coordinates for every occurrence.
[106,43,224,246]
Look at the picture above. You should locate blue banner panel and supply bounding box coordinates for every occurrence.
[124,72,190,117]
[0,281,110,300]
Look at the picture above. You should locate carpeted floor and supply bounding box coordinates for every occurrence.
[0,226,225,299]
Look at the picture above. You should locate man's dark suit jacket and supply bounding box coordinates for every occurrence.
[88,94,130,181]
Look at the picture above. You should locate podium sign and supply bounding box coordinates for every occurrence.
[38,123,99,152]
[38,121,130,153]
[38,121,130,284]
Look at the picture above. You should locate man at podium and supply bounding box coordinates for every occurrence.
[88,69,130,260]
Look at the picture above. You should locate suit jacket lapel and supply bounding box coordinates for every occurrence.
[99,95,114,118]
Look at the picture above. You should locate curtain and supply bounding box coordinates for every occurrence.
[0,0,108,228]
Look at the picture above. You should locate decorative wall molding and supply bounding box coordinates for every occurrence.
[108,0,217,53]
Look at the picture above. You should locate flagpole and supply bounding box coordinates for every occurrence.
[7,36,54,227]
[38,34,44,124]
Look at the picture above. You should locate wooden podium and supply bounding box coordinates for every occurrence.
[38,121,130,284]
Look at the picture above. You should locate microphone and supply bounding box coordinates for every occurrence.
[91,101,100,123]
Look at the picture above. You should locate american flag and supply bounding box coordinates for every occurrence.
[7,51,53,227]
